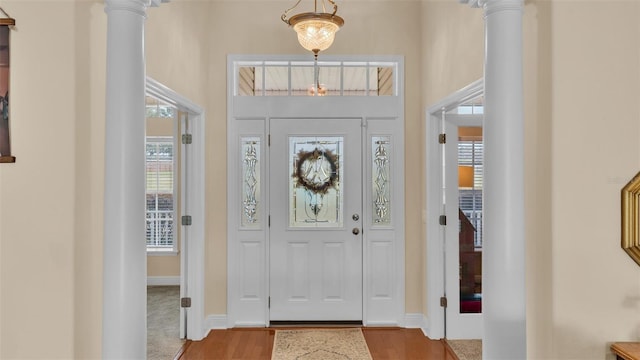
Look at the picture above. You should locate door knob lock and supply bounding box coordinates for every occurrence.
[352,228,360,235]
[352,214,360,221]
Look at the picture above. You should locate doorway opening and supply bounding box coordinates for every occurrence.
[457,125,483,315]
[145,78,207,343]
[426,79,484,340]
[144,94,184,358]
[227,55,405,328]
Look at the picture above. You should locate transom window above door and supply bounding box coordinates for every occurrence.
[235,60,396,97]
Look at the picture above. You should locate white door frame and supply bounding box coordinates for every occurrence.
[425,79,483,339]
[227,55,405,328]
[146,77,207,340]
[443,111,483,339]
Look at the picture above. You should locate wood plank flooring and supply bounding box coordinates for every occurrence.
[177,327,458,360]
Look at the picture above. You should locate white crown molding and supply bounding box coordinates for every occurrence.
[104,0,151,17]
[149,0,170,7]
[146,77,204,115]
[458,0,481,8]
[427,78,483,116]
[483,0,524,16]
[460,0,524,13]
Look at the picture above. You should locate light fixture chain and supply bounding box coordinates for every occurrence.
[314,57,319,96]
[326,0,338,16]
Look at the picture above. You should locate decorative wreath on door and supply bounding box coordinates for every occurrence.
[293,148,339,194]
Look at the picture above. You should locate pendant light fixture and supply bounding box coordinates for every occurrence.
[281,0,344,60]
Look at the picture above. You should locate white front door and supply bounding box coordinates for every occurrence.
[269,118,363,321]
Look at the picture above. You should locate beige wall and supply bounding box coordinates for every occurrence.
[0,1,105,358]
[421,1,484,103]
[547,1,640,358]
[1,1,640,359]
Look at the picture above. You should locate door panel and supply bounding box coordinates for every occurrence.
[269,118,363,321]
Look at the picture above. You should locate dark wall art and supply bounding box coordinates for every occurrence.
[0,14,15,163]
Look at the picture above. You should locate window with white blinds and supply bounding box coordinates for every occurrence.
[146,137,175,251]
[459,140,483,248]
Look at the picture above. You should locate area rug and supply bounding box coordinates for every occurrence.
[271,328,373,360]
[446,339,482,360]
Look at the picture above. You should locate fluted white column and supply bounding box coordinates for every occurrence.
[103,0,149,358]
[482,0,526,359]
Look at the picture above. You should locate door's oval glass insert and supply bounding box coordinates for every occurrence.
[289,136,344,227]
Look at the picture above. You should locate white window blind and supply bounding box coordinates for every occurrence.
[146,137,175,251]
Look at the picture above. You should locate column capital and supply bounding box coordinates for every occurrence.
[481,0,524,17]
[458,0,482,9]
[104,0,151,17]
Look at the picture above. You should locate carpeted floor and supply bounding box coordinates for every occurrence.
[446,339,482,360]
[271,328,373,360]
[147,286,185,360]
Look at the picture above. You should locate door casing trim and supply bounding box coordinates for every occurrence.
[425,79,483,339]
[147,77,207,340]
[227,55,405,328]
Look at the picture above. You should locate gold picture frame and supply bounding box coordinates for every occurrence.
[621,171,640,266]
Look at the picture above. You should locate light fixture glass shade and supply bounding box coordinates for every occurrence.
[288,13,344,54]
[307,84,327,96]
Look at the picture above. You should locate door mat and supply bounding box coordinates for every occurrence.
[147,286,185,360]
[271,328,373,360]
[446,339,482,360]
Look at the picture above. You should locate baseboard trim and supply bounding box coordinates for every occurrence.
[203,314,429,334]
[404,313,429,336]
[205,315,228,330]
[147,276,180,286]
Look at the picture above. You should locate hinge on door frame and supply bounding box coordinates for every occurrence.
[439,133,446,144]
[268,296,270,308]
[182,215,192,226]
[439,215,447,226]
[268,215,271,227]
[181,297,192,308]
[440,296,447,308]
[182,134,192,145]
[268,134,271,146]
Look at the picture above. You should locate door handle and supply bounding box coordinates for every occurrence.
[352,228,360,235]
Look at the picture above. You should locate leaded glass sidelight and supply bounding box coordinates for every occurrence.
[289,136,343,227]
[241,137,260,228]
[372,136,391,225]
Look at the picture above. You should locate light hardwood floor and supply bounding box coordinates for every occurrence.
[175,327,459,360]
